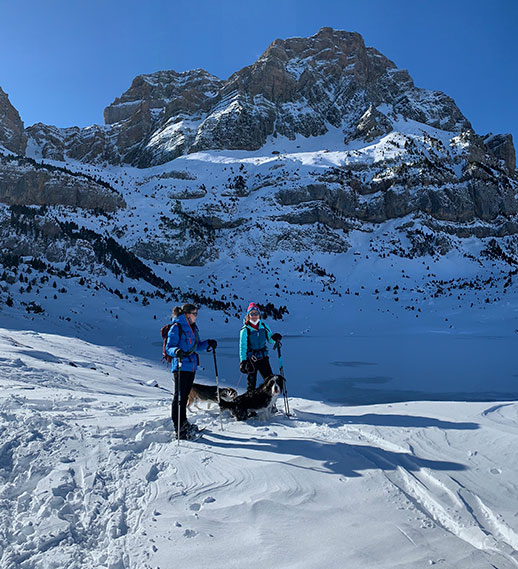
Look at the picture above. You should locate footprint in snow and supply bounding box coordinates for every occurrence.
[184,529,197,538]
[203,496,215,504]
[146,464,160,483]
[189,503,201,512]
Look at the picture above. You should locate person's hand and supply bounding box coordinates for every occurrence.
[272,333,282,343]
[207,339,217,350]
[240,360,249,374]
[175,348,187,357]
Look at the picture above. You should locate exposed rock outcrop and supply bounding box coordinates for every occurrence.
[0,154,125,211]
[0,87,27,155]
[484,133,516,171]
[352,105,394,142]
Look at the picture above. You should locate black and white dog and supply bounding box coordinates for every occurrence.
[187,383,237,412]
[219,375,285,421]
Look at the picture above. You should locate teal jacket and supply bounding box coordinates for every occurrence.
[239,320,274,362]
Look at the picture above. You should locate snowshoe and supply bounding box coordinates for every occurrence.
[176,422,204,441]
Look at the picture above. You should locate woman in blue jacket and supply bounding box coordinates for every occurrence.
[166,303,216,439]
[239,303,282,393]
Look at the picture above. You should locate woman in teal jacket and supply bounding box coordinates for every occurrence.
[166,303,216,439]
[239,303,282,393]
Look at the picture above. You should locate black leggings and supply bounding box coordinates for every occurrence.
[246,356,273,392]
[172,370,195,431]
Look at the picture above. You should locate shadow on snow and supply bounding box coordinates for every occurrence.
[203,429,467,479]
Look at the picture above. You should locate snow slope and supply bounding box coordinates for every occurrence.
[1,327,517,569]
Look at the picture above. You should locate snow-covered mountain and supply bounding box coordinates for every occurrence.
[26,28,474,167]
[0,27,517,332]
[0,27,516,327]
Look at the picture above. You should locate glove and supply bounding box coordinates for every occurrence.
[174,348,187,358]
[240,360,249,374]
[271,333,282,343]
[207,339,217,350]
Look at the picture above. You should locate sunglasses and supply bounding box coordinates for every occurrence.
[189,311,198,316]
[249,311,260,316]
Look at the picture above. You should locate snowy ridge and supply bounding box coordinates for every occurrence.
[1,328,518,568]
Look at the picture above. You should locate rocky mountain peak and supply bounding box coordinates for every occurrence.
[0,86,27,155]
[223,27,399,107]
[22,28,493,169]
[189,27,470,157]
[104,68,223,125]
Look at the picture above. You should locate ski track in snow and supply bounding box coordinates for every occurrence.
[1,328,518,569]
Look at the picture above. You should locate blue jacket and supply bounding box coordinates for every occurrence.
[165,313,209,373]
[239,320,274,362]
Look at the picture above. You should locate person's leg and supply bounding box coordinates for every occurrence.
[246,362,258,393]
[171,370,180,425]
[172,371,195,432]
[256,357,274,383]
[179,371,195,428]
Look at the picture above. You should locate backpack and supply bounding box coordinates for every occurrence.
[160,321,198,366]
[161,323,182,366]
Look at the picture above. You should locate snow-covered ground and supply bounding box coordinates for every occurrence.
[1,316,517,569]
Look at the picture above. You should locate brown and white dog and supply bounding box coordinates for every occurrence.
[187,383,237,412]
[219,375,285,421]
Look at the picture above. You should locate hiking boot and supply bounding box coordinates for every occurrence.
[176,422,199,440]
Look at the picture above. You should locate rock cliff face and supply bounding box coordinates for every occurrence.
[483,133,516,171]
[0,87,27,155]
[0,154,125,212]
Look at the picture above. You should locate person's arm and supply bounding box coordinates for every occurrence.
[239,328,248,361]
[165,324,180,357]
[263,322,274,344]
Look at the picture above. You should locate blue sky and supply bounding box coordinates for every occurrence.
[0,0,516,145]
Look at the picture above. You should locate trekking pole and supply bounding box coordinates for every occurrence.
[211,346,224,431]
[275,341,291,417]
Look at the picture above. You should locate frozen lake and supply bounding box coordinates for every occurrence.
[198,330,518,405]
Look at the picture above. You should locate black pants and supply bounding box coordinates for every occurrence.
[172,370,195,431]
[247,356,273,392]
